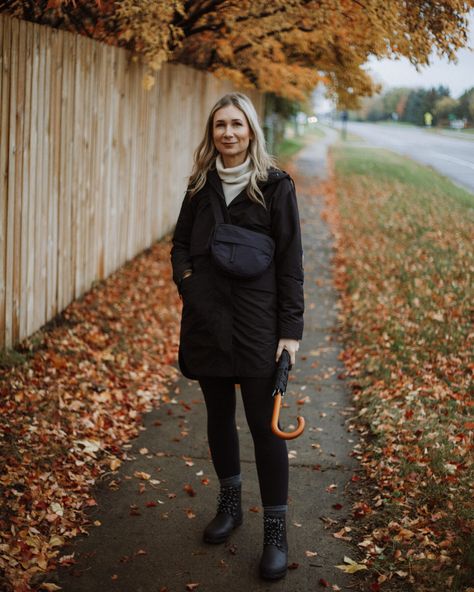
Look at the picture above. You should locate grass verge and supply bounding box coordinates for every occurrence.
[274,126,325,164]
[325,146,474,591]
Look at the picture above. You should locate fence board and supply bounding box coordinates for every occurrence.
[35,24,46,332]
[26,24,38,337]
[72,34,83,300]
[19,18,32,340]
[12,16,26,345]
[5,17,18,346]
[0,13,264,349]
[0,18,9,346]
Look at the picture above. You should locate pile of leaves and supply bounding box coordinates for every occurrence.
[0,239,181,592]
[324,146,474,591]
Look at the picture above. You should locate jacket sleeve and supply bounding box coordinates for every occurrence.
[170,191,194,294]
[271,177,305,340]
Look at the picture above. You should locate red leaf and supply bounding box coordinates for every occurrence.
[184,484,196,497]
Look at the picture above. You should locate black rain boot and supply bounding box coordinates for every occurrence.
[203,484,243,544]
[259,512,288,580]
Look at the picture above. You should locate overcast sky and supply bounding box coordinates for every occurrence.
[365,15,473,98]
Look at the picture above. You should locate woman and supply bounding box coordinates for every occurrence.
[170,92,304,580]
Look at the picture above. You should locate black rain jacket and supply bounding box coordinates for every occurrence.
[170,167,304,379]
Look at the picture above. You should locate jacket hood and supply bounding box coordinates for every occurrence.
[260,167,291,187]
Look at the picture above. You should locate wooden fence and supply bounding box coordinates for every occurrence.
[0,14,263,350]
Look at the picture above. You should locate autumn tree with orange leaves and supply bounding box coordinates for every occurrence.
[2,0,473,106]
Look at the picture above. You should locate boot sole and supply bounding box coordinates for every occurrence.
[259,567,287,580]
[203,518,243,544]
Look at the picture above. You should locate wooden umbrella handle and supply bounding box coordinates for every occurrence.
[271,393,305,440]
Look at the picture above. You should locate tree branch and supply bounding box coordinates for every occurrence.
[183,3,292,40]
[233,23,314,55]
[175,0,228,35]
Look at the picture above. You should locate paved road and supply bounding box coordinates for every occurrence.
[337,122,474,194]
[54,131,362,592]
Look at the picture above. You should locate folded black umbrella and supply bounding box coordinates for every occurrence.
[271,349,305,440]
[272,348,292,397]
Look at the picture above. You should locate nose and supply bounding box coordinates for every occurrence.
[223,125,234,138]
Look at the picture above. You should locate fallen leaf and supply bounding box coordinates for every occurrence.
[335,556,368,573]
[110,458,122,471]
[184,484,196,497]
[395,570,409,578]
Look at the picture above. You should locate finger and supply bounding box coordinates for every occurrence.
[276,344,283,362]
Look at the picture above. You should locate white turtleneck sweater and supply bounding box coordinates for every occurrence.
[216,154,252,206]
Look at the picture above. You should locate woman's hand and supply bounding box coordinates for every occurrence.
[178,269,193,300]
[276,338,300,367]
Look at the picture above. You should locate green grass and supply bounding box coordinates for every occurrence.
[275,136,306,161]
[335,146,474,209]
[274,125,326,163]
[0,348,29,369]
[333,145,474,591]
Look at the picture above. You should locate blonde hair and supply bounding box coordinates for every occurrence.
[188,92,277,208]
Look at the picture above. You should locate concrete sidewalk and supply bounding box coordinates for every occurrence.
[56,131,361,592]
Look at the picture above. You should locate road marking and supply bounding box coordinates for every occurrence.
[429,152,474,170]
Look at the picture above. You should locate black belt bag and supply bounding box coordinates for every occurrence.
[208,193,275,279]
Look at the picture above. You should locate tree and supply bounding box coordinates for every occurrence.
[455,87,474,122]
[383,88,411,118]
[355,88,412,121]
[404,86,450,125]
[2,0,473,106]
[433,96,460,124]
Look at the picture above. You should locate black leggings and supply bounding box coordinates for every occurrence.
[198,376,289,507]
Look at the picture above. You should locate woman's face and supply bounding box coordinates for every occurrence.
[212,104,253,167]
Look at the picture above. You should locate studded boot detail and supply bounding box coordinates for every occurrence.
[259,513,288,580]
[203,484,243,544]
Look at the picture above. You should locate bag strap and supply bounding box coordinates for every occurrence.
[209,192,232,225]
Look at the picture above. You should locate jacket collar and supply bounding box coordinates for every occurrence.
[207,166,290,208]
